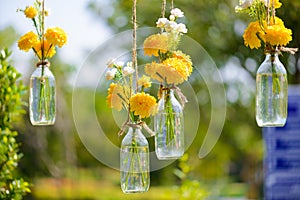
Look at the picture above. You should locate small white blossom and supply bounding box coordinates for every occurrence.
[123,66,135,76]
[165,21,178,32]
[156,18,169,28]
[116,61,125,67]
[176,23,188,33]
[105,68,117,80]
[170,8,184,18]
[126,62,133,68]
[235,0,253,11]
[169,14,175,21]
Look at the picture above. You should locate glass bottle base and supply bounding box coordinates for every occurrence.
[155,149,183,160]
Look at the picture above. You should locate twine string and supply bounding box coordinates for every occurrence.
[132,0,138,92]
[41,0,45,61]
[162,0,166,18]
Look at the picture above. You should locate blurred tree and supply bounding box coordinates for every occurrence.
[0,27,19,50]
[0,48,30,199]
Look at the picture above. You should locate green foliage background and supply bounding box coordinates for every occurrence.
[0,49,30,199]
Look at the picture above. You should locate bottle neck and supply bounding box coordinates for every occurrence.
[36,60,50,68]
[266,54,278,64]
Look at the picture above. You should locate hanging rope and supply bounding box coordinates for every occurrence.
[41,0,45,61]
[266,0,270,26]
[271,0,275,24]
[162,0,166,18]
[132,0,139,92]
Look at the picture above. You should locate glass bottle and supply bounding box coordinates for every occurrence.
[29,60,56,125]
[256,50,288,127]
[154,88,184,160]
[120,126,150,193]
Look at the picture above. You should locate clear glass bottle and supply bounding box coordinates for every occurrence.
[29,60,56,125]
[120,126,150,193]
[154,88,184,160]
[256,50,288,127]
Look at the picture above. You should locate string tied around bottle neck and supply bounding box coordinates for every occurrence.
[36,60,50,67]
[159,84,188,109]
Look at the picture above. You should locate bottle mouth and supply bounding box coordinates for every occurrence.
[264,44,279,55]
[36,60,50,67]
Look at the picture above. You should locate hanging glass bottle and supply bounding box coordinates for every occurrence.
[154,88,184,160]
[256,49,288,127]
[29,60,56,125]
[120,125,150,193]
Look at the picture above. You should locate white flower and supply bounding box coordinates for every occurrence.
[169,14,175,21]
[170,8,184,18]
[236,0,253,10]
[165,21,178,32]
[126,61,133,68]
[105,68,117,80]
[176,23,188,33]
[116,61,125,67]
[156,18,169,28]
[123,66,135,76]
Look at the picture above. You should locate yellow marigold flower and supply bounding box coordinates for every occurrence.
[145,62,185,85]
[45,27,67,48]
[33,40,56,59]
[106,83,123,111]
[24,6,37,19]
[145,52,192,85]
[18,31,39,52]
[138,75,152,88]
[243,21,264,49]
[265,24,292,46]
[144,33,168,57]
[130,92,157,118]
[172,51,193,75]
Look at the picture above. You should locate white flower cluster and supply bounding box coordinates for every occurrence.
[105,61,135,80]
[236,0,272,10]
[156,8,187,34]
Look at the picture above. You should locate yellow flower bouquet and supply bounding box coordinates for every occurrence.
[236,0,297,127]
[104,1,194,192]
[17,0,67,125]
[143,7,193,160]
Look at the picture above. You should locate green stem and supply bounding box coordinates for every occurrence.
[271,54,280,94]
[165,89,175,146]
[38,65,49,121]
[124,138,147,189]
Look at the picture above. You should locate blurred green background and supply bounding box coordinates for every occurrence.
[1,0,300,199]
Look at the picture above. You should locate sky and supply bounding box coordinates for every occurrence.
[0,0,112,76]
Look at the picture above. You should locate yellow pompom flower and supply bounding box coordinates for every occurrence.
[172,51,193,75]
[18,31,39,52]
[33,40,56,59]
[138,75,152,88]
[243,21,264,49]
[265,24,292,46]
[145,62,185,85]
[130,92,157,118]
[24,6,37,19]
[143,33,168,57]
[106,83,125,111]
[45,27,67,48]
[145,52,192,85]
